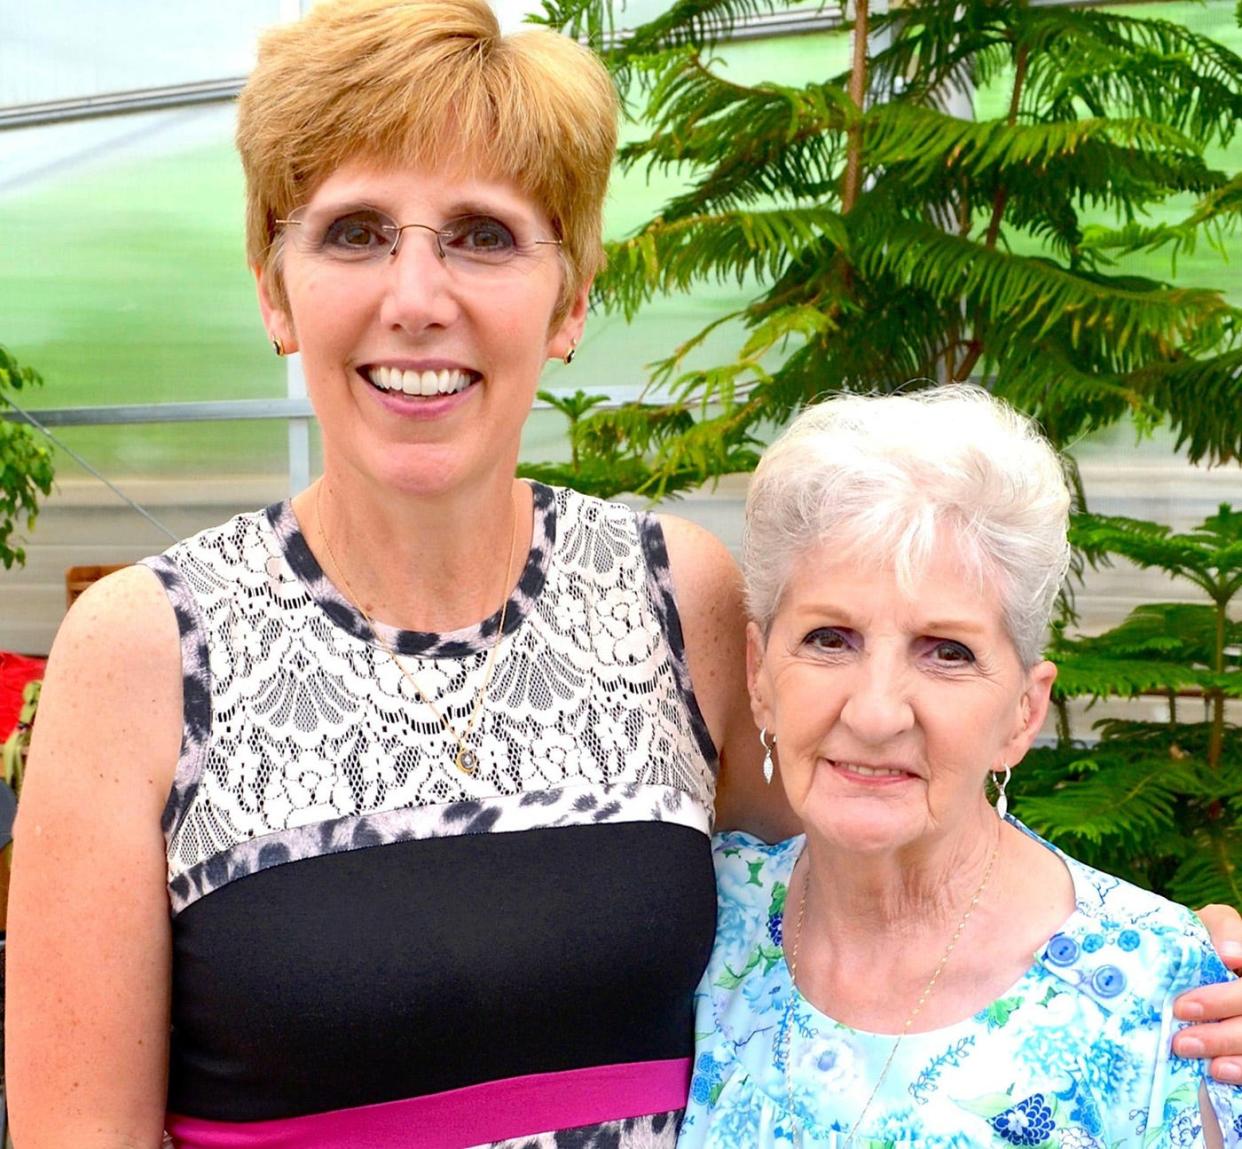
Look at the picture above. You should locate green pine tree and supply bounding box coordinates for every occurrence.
[534,0,1242,495]
[1020,505,1242,906]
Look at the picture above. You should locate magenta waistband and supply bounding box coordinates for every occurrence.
[165,1056,691,1148]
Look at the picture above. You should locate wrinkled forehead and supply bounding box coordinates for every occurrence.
[779,528,1008,628]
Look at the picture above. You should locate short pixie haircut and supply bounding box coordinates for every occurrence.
[236,0,618,319]
[743,386,1072,667]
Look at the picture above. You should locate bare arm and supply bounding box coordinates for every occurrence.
[658,514,798,842]
[7,566,184,1147]
[1174,904,1242,1085]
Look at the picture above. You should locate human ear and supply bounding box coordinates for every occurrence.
[254,264,298,356]
[746,621,773,733]
[1006,660,1056,767]
[548,275,592,361]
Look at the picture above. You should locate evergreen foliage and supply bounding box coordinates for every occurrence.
[1021,506,1242,906]
[0,345,55,570]
[535,0,1242,496]
[524,0,1242,903]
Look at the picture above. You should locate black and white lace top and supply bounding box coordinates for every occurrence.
[143,481,720,1149]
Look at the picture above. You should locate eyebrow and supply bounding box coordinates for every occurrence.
[308,197,527,222]
[791,604,991,636]
[921,619,991,637]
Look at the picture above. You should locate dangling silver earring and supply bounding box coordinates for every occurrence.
[760,727,775,785]
[991,763,1011,820]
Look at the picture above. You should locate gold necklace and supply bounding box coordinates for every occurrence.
[314,483,519,776]
[783,836,999,1145]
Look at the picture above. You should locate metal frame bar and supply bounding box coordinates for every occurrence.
[0,79,246,131]
[0,398,315,427]
[0,389,655,428]
[0,7,854,132]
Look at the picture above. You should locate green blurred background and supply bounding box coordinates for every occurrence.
[2,2,1240,479]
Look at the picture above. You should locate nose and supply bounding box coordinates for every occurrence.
[838,651,915,745]
[378,225,460,333]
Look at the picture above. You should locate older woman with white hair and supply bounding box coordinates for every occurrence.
[680,387,1241,1148]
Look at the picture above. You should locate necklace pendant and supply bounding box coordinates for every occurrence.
[456,747,479,774]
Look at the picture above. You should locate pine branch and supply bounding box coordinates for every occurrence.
[1071,508,1242,600]
[1019,744,1200,846]
[618,57,853,218]
[1055,602,1240,669]
[1050,651,1213,702]
[596,205,848,320]
[1169,824,1242,908]
[1019,6,1242,145]
[864,107,1220,209]
[848,214,1235,364]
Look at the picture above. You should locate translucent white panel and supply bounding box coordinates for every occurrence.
[0,2,286,105]
[0,104,282,410]
[490,0,840,34]
[39,419,294,480]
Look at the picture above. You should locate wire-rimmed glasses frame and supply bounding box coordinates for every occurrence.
[275,204,563,274]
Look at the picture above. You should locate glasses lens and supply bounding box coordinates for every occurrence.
[291,208,399,260]
[439,215,520,265]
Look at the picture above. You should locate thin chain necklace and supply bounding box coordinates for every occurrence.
[314,482,519,776]
[783,836,1000,1145]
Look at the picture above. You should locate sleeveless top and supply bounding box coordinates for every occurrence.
[143,482,719,1149]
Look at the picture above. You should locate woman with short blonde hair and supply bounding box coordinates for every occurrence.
[8,2,775,1144]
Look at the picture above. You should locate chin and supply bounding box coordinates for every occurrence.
[368,448,484,498]
[806,808,928,856]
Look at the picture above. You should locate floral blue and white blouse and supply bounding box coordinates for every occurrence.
[679,825,1242,1148]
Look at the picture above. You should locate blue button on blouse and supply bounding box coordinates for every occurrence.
[1046,934,1079,965]
[1092,964,1127,997]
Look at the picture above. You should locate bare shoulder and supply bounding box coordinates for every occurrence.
[653,512,745,718]
[22,562,183,820]
[655,513,744,626]
[655,513,798,840]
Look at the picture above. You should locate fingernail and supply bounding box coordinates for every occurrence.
[1221,940,1242,962]
[1176,1036,1206,1058]
[1214,1061,1242,1084]
[1176,1001,1205,1020]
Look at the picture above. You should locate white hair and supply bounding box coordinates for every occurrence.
[742,386,1072,666]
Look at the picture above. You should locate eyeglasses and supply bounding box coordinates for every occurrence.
[276,205,562,274]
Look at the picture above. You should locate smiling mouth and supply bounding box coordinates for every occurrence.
[833,761,914,779]
[362,366,479,397]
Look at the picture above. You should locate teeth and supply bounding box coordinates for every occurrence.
[839,763,907,778]
[368,366,473,395]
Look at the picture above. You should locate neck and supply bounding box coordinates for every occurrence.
[788,813,1008,1032]
[296,467,528,633]
[804,812,1003,938]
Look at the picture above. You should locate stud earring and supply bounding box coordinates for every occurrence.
[271,337,286,357]
[991,763,1012,820]
[564,341,576,366]
[760,727,775,785]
